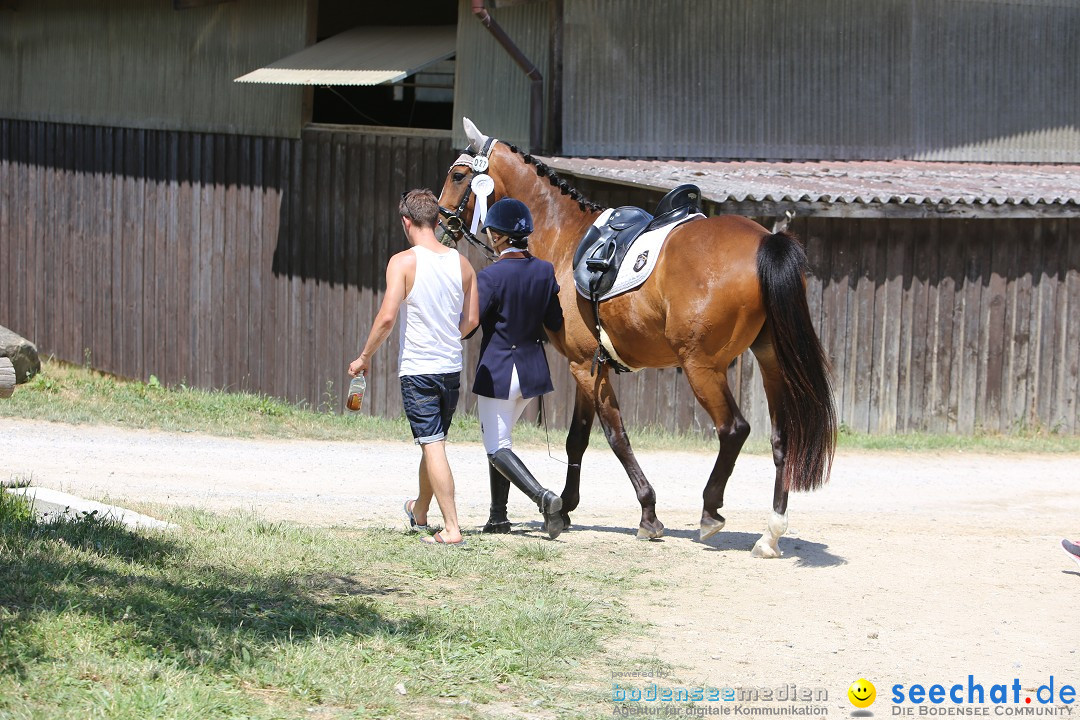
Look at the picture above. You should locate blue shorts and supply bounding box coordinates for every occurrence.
[400,373,460,445]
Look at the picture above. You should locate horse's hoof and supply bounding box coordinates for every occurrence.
[699,515,726,541]
[751,536,782,558]
[636,521,665,540]
[559,512,572,530]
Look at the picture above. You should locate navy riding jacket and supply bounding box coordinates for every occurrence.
[471,255,564,399]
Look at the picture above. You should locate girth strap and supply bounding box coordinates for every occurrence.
[588,278,633,376]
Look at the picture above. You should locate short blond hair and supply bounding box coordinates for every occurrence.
[399,189,439,229]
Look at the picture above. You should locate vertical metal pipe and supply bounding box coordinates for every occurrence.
[471,0,544,152]
[547,0,563,154]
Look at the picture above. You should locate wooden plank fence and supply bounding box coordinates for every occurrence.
[0,118,1078,436]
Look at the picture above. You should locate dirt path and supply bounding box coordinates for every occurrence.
[5,418,1079,711]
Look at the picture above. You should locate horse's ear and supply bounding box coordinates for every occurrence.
[462,117,490,152]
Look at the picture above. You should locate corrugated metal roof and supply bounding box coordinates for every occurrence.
[540,157,1080,218]
[234,25,455,86]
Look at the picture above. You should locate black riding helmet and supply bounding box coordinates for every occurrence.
[480,198,533,248]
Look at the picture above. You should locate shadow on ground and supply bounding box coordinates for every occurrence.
[0,510,422,681]
[527,521,847,567]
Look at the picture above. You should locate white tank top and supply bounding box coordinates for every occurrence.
[398,246,465,376]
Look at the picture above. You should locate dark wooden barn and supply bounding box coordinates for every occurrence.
[1,0,1078,436]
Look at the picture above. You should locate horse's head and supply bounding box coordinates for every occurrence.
[435,118,522,259]
[437,117,604,263]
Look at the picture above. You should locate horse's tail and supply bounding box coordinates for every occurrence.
[755,231,837,492]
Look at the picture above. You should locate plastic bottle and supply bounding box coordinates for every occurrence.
[346,374,366,413]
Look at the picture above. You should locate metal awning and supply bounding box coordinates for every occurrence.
[539,157,1080,218]
[234,25,455,86]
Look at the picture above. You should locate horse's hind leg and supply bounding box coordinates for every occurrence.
[573,362,664,539]
[750,344,791,559]
[680,362,750,541]
[560,367,597,529]
[752,430,790,558]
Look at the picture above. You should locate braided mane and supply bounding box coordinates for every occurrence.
[506,144,604,213]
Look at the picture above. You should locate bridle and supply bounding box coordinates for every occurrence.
[437,137,498,262]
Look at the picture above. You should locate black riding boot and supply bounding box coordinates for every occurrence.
[488,448,566,539]
[482,463,512,534]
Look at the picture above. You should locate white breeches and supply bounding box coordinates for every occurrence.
[478,365,533,454]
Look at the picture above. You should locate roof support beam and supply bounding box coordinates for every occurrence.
[472,0,544,153]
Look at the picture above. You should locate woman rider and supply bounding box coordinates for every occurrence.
[470,198,566,538]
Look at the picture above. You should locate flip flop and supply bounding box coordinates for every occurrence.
[1062,539,1080,569]
[421,531,466,547]
[403,499,431,533]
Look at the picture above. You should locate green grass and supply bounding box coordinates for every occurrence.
[3,359,1078,454]
[836,423,1080,454]
[0,359,417,443]
[0,491,629,719]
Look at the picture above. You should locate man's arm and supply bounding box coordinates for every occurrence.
[348,253,410,377]
[458,255,480,339]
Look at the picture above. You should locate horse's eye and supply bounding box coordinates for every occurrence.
[452,172,466,183]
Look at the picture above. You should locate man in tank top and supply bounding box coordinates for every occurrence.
[348,189,479,546]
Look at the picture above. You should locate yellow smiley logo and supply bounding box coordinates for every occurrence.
[848,678,876,708]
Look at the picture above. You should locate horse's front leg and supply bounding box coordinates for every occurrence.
[585,364,664,539]
[560,364,597,530]
[679,361,750,542]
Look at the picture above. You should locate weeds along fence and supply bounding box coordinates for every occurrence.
[1,119,1078,436]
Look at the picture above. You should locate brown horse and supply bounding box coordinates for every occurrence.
[437,119,837,557]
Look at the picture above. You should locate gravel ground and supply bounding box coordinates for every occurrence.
[5,417,1079,710]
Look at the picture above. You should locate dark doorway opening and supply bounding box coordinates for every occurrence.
[312,0,456,130]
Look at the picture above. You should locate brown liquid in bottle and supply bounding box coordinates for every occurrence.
[346,375,366,413]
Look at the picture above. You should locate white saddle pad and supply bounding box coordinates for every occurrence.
[576,211,704,302]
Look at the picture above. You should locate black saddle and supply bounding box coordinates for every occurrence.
[573,184,702,300]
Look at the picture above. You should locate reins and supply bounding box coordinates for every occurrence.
[539,394,569,466]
